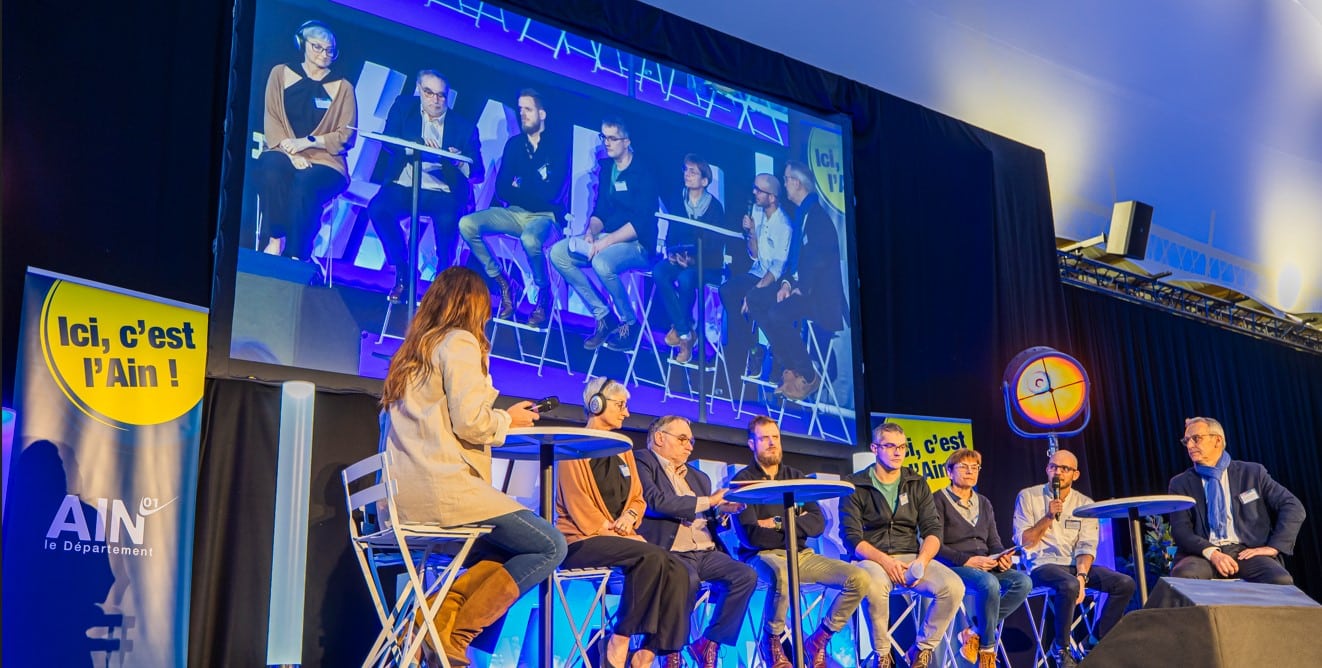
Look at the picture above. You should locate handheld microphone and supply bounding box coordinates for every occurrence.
[1050,476,1061,520]
[533,396,560,413]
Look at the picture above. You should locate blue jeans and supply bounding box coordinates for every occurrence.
[471,509,567,595]
[652,256,700,333]
[950,566,1032,644]
[458,206,558,288]
[548,238,650,322]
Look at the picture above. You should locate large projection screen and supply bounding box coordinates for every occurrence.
[209,0,863,449]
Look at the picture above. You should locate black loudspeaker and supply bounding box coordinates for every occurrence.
[1104,200,1152,259]
[1081,578,1322,666]
[231,271,362,375]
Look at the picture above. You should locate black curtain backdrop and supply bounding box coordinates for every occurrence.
[6,0,1319,665]
[1063,286,1322,599]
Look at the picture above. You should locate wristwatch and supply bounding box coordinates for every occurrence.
[1077,571,1090,583]
[773,516,784,531]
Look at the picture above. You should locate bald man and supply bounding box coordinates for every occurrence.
[1012,451,1135,668]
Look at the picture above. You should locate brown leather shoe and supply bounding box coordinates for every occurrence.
[979,649,998,668]
[959,628,981,663]
[782,371,821,402]
[759,634,792,668]
[663,651,682,668]
[687,637,718,668]
[664,327,681,347]
[674,331,695,364]
[803,626,833,668]
[493,272,515,319]
[906,646,934,668]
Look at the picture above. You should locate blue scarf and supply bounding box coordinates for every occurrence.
[1194,452,1231,540]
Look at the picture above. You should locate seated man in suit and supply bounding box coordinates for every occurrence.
[745,160,845,401]
[731,416,868,668]
[366,70,484,302]
[634,415,757,668]
[1168,416,1305,585]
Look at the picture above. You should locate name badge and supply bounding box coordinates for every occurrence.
[1239,488,1260,504]
[619,464,631,477]
[614,180,629,191]
[897,493,909,508]
[1065,519,1082,531]
[314,96,332,109]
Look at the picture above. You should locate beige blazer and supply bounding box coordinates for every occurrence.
[385,330,525,527]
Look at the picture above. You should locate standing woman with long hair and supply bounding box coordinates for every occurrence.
[381,266,567,666]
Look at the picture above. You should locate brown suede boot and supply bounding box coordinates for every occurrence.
[445,564,521,665]
[414,561,503,665]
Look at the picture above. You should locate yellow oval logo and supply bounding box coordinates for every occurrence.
[807,127,846,214]
[40,281,207,427]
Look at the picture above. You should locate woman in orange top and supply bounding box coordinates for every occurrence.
[556,377,692,668]
[255,20,356,263]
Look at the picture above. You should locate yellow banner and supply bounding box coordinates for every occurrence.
[872,413,973,492]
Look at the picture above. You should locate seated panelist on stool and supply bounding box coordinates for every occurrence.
[730,416,868,668]
[1167,416,1305,585]
[652,154,729,364]
[932,449,1032,668]
[549,117,660,352]
[367,70,484,303]
[1013,450,1136,668]
[634,415,757,668]
[556,378,693,668]
[718,172,790,390]
[379,266,565,666]
[458,88,568,327]
[839,422,966,668]
[255,20,355,264]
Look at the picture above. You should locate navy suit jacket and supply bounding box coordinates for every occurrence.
[1167,459,1305,559]
[633,448,728,553]
[372,98,484,206]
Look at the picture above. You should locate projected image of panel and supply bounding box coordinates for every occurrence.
[216,0,860,445]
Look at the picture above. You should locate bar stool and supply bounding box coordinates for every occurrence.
[1021,585,1102,668]
[553,567,619,667]
[486,235,573,377]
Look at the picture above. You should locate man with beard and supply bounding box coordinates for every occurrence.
[1013,450,1135,668]
[730,416,868,668]
[459,89,569,326]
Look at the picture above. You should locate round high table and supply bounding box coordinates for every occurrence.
[1073,494,1194,605]
[496,427,634,665]
[726,479,856,668]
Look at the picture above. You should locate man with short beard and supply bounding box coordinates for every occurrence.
[730,416,867,668]
[459,88,568,326]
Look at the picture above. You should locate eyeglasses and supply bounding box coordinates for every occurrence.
[871,441,908,453]
[1180,433,1216,446]
[752,185,775,196]
[604,398,628,410]
[306,41,338,57]
[951,464,982,473]
[660,431,692,445]
[1046,463,1077,474]
[420,87,447,100]
[598,133,628,144]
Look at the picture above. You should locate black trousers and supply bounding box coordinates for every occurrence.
[366,182,462,279]
[562,535,692,654]
[671,549,758,646]
[256,152,346,260]
[1030,564,1135,650]
[719,273,776,376]
[1171,543,1294,585]
[746,290,818,380]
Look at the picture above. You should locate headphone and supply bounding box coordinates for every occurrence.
[294,20,333,54]
[586,379,618,417]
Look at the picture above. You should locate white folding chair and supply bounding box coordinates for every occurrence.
[853,586,925,667]
[1021,585,1102,668]
[342,451,493,667]
[553,567,618,667]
